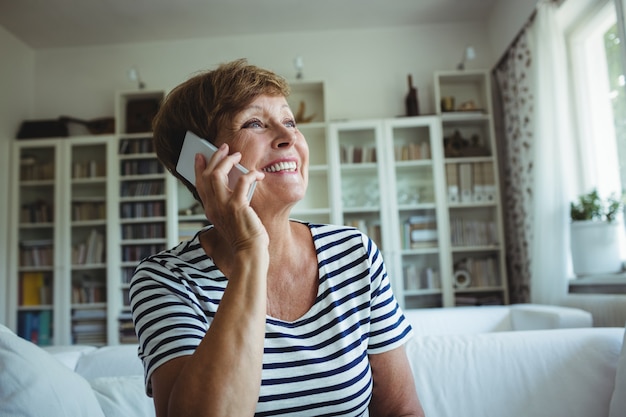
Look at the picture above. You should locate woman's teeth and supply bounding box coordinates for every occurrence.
[263,161,297,173]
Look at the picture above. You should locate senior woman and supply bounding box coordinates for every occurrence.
[129,59,424,417]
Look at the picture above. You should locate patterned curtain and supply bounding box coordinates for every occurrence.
[492,29,534,304]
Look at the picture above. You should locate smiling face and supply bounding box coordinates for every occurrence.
[216,94,309,211]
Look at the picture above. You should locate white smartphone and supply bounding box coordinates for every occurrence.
[176,130,256,200]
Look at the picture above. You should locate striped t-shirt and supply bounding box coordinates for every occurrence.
[130,222,412,416]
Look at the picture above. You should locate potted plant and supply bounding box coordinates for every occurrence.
[570,189,626,276]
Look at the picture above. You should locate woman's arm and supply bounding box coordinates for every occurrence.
[151,148,270,417]
[151,247,269,417]
[368,345,425,417]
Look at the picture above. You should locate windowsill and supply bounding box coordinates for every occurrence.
[569,272,626,294]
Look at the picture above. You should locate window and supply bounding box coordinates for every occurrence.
[568,0,626,199]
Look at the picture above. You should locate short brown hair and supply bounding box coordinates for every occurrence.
[152,59,290,202]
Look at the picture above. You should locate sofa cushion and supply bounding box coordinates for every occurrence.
[90,376,155,417]
[0,324,105,417]
[407,327,623,417]
[403,306,513,336]
[609,323,626,417]
[75,344,143,379]
[43,345,98,370]
[510,304,593,330]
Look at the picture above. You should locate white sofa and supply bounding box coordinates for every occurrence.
[1,304,625,417]
[404,303,594,336]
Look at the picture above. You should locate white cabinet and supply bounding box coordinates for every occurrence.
[326,73,509,309]
[328,117,453,308]
[113,90,177,344]
[434,70,509,306]
[64,138,113,345]
[6,73,509,347]
[9,136,115,346]
[328,120,391,253]
[7,90,181,346]
[383,117,452,308]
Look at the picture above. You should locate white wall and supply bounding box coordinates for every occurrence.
[0,25,34,325]
[488,0,539,63]
[27,0,540,121]
[32,23,493,122]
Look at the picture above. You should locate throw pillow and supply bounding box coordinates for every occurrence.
[90,376,156,417]
[0,324,105,417]
[609,323,626,417]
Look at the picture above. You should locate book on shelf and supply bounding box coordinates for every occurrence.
[341,145,377,164]
[20,155,54,181]
[120,180,165,197]
[403,215,437,249]
[72,308,107,320]
[18,310,52,346]
[446,161,496,204]
[72,309,107,345]
[445,164,459,203]
[482,162,497,201]
[20,200,53,223]
[404,266,440,290]
[20,272,52,305]
[455,294,503,307]
[72,229,105,265]
[72,278,106,303]
[72,159,104,178]
[73,333,107,345]
[119,137,154,155]
[72,199,106,221]
[118,312,138,343]
[20,239,54,267]
[458,163,473,203]
[395,142,431,161]
[72,322,106,333]
[472,162,485,202]
[450,217,498,246]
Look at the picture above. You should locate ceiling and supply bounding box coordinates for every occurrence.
[0,0,498,50]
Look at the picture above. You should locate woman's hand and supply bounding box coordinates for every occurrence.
[193,143,268,252]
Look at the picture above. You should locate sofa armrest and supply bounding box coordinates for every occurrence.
[510,304,593,330]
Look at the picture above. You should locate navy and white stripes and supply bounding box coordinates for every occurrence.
[130,222,412,416]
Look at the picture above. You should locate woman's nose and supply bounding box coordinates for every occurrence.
[272,124,296,148]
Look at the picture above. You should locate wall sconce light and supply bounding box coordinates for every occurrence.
[127,67,146,90]
[293,56,304,80]
[457,46,476,70]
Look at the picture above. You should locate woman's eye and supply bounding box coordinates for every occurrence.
[243,119,264,129]
[284,119,296,128]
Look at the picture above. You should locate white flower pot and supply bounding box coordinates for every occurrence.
[570,220,623,276]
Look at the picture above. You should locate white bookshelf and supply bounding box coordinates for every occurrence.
[6,73,509,346]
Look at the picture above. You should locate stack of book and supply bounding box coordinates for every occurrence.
[340,145,377,163]
[118,312,138,344]
[445,161,496,203]
[20,272,52,306]
[18,310,52,346]
[72,309,107,345]
[394,141,431,161]
[403,215,437,249]
[72,229,105,265]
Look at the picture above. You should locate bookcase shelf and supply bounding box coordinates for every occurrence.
[6,74,507,347]
[434,70,509,307]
